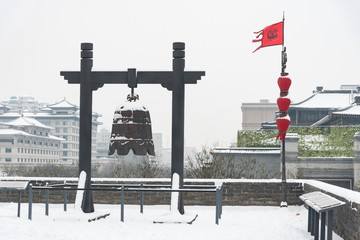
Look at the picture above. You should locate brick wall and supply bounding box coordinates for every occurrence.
[0,178,304,206]
[222,182,303,206]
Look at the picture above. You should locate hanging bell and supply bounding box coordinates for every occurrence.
[108,90,155,156]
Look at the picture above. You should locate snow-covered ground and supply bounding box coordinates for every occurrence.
[0,203,343,240]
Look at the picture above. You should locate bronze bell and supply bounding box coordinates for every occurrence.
[108,91,155,156]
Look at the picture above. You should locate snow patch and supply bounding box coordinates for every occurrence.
[170,173,179,212]
[74,171,86,211]
[303,180,360,204]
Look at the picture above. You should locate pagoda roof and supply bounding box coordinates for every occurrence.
[0,129,32,136]
[48,99,78,109]
[2,116,53,130]
[0,128,64,141]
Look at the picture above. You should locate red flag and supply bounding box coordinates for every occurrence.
[253,21,284,53]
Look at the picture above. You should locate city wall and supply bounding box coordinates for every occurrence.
[0,178,359,239]
[213,132,360,190]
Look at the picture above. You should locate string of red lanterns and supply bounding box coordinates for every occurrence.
[276,73,292,140]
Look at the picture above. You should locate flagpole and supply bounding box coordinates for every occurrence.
[280,11,287,208]
[282,11,285,52]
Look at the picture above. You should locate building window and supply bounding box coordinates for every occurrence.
[56,121,60,126]
[5,148,11,153]
[5,158,11,162]
[63,128,68,133]
[56,128,60,133]
[63,121,67,126]
[63,143,68,149]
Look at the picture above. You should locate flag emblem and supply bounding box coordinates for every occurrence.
[253,21,284,53]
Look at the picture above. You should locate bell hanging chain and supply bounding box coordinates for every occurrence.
[127,87,139,102]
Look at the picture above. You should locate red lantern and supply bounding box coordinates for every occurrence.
[276,116,290,140]
[277,97,291,117]
[278,73,292,97]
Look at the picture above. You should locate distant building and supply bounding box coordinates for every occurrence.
[288,86,360,127]
[260,85,360,129]
[0,116,63,164]
[0,97,101,163]
[152,133,162,158]
[241,99,278,130]
[1,96,47,112]
[311,96,360,126]
[96,128,111,158]
[96,129,164,164]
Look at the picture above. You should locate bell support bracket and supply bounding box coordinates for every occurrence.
[61,70,205,91]
[60,42,205,214]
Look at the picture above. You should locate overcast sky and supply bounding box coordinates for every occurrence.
[1,0,360,149]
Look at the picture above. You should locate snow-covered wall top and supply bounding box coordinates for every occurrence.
[1,177,359,204]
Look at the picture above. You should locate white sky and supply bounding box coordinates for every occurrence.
[1,0,360,149]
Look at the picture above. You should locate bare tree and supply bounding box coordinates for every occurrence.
[100,157,169,178]
[186,146,275,179]
[1,164,78,177]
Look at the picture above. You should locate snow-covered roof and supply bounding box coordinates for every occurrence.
[0,100,101,122]
[0,129,32,136]
[48,134,65,141]
[48,99,78,109]
[312,102,360,126]
[291,90,358,109]
[0,128,64,141]
[0,111,79,119]
[1,116,53,130]
[0,103,10,109]
[332,103,360,116]
[212,147,281,155]
[40,107,53,112]
[21,108,32,113]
